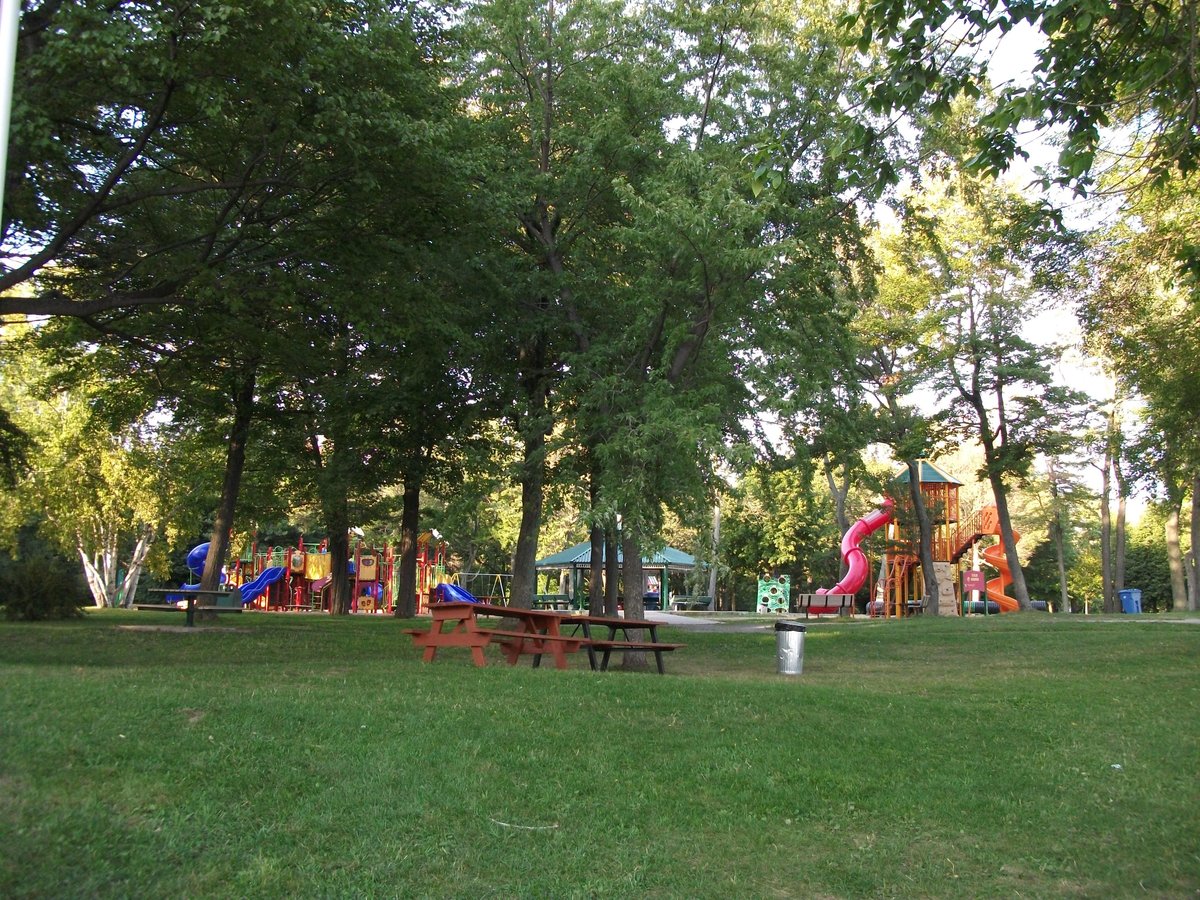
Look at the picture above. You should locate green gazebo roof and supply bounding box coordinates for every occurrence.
[535,542,697,570]
[892,460,963,486]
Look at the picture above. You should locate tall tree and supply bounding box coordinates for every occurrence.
[891,173,1087,610]
[0,327,205,606]
[456,0,681,607]
[16,1,472,604]
[1082,170,1200,611]
[852,225,954,608]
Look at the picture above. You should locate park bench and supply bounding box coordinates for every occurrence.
[533,593,573,611]
[669,595,713,611]
[478,628,586,666]
[794,593,854,619]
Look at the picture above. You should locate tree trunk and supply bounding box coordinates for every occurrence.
[78,543,107,607]
[1188,475,1199,611]
[824,457,852,581]
[118,525,155,608]
[708,502,720,608]
[986,471,1031,610]
[200,364,257,593]
[587,468,604,613]
[1098,450,1114,613]
[604,526,619,616]
[1051,517,1069,613]
[326,508,352,615]
[103,530,118,604]
[1166,489,1187,611]
[510,424,546,611]
[394,479,421,618]
[906,460,940,614]
[1047,460,1069,613]
[464,513,478,576]
[620,529,648,670]
[1113,457,1129,595]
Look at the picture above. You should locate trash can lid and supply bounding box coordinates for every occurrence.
[775,621,807,633]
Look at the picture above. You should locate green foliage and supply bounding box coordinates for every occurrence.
[1020,538,1068,607]
[720,461,844,597]
[1125,504,1177,611]
[0,325,192,600]
[1081,170,1200,493]
[6,0,454,317]
[0,533,87,621]
[889,176,1090,486]
[0,405,30,487]
[1066,545,1103,611]
[849,0,1200,190]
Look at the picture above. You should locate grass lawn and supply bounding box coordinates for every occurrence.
[1,609,1197,898]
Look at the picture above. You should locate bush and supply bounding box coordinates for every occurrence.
[0,551,88,621]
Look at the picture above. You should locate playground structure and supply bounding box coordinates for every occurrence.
[812,461,1022,617]
[757,575,791,613]
[208,531,450,614]
[174,542,285,606]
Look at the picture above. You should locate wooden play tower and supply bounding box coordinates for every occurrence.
[879,461,963,616]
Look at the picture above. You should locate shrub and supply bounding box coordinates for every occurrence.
[0,551,88,621]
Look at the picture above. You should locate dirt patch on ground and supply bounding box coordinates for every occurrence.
[115,625,251,634]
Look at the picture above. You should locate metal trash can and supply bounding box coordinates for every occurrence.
[1118,589,1143,614]
[775,621,807,675]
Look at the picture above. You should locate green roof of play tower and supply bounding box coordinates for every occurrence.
[892,460,964,485]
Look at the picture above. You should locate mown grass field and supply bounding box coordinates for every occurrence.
[1,609,1197,898]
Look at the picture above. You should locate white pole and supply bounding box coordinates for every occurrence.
[0,0,19,225]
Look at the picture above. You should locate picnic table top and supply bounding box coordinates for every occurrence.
[569,612,658,629]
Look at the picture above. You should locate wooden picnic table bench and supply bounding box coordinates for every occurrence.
[406,601,584,669]
[137,589,243,627]
[564,613,685,674]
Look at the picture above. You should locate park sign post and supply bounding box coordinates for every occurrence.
[962,569,986,615]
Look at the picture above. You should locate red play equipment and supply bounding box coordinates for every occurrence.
[231,532,449,614]
[817,499,894,596]
[818,461,1021,617]
[951,505,1021,613]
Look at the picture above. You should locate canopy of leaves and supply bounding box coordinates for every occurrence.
[848,0,1200,190]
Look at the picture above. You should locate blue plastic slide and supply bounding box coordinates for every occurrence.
[239,566,287,605]
[433,583,480,604]
[186,542,211,575]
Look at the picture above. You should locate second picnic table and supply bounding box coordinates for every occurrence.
[567,613,684,674]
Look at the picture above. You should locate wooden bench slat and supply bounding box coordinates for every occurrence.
[135,604,242,613]
[476,628,581,643]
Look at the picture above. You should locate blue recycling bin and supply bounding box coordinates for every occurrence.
[1118,589,1142,614]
